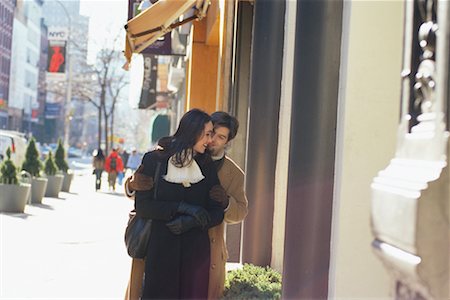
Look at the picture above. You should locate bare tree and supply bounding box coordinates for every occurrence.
[74,49,128,154]
[107,73,128,151]
[93,47,129,154]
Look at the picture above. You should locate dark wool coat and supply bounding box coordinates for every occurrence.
[135,150,224,300]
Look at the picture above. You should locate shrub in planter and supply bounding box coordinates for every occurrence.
[44,151,64,198]
[55,139,73,192]
[22,138,43,177]
[222,264,282,300]
[0,147,31,212]
[1,147,18,184]
[55,139,69,173]
[44,151,58,176]
[22,138,47,204]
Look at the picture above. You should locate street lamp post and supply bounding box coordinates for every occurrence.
[54,0,72,151]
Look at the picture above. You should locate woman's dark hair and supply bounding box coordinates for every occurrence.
[94,148,104,159]
[211,111,239,141]
[163,108,211,167]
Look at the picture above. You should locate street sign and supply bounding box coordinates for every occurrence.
[47,27,69,80]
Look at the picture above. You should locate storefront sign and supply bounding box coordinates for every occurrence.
[138,54,158,109]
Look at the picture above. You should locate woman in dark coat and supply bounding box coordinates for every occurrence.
[92,148,105,191]
[135,109,225,299]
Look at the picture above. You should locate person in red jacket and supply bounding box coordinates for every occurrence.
[104,148,124,191]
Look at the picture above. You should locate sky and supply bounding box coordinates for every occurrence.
[79,0,129,63]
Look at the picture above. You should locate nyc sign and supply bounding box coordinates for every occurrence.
[48,27,68,41]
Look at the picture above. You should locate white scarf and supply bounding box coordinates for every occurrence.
[164,155,205,187]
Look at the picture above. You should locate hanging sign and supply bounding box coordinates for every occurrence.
[47,27,68,80]
[138,54,158,109]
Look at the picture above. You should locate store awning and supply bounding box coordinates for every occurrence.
[124,0,208,63]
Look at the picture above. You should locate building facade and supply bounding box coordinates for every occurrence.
[22,0,43,135]
[7,0,43,135]
[169,0,449,298]
[35,20,47,142]
[0,0,15,129]
[8,0,27,132]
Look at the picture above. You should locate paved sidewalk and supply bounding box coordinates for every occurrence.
[0,173,134,299]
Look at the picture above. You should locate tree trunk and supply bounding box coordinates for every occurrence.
[110,107,114,151]
[98,106,102,150]
[104,112,109,154]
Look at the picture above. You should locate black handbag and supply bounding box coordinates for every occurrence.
[124,161,161,259]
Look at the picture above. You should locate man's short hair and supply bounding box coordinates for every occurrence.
[211,111,239,142]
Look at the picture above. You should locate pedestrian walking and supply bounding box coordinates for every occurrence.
[92,148,105,191]
[120,148,130,167]
[118,148,130,185]
[126,148,141,173]
[105,149,124,191]
[127,109,226,299]
[118,148,129,184]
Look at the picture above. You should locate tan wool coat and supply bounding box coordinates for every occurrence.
[124,156,248,300]
[207,156,248,299]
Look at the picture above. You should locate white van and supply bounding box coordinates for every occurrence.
[0,130,27,167]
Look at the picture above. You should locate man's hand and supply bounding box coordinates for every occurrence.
[209,185,229,209]
[128,165,154,191]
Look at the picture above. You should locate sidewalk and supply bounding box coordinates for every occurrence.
[0,173,134,299]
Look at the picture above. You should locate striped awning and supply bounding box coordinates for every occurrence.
[124,0,208,64]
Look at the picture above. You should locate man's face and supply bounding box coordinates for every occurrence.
[208,126,230,156]
[193,121,213,154]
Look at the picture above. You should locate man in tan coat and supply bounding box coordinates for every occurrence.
[206,111,248,299]
[124,111,248,300]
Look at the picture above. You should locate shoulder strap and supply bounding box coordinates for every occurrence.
[153,161,161,200]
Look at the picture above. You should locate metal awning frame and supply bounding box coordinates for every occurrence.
[125,0,209,54]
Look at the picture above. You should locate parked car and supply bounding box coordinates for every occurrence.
[68,147,83,158]
[0,130,27,167]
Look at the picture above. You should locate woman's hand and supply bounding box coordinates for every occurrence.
[176,202,210,227]
[166,215,202,234]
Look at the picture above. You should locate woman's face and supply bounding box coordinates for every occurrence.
[193,121,213,154]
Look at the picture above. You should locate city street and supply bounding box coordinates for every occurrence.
[0,169,134,299]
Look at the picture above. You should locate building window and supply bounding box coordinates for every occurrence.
[27,29,39,45]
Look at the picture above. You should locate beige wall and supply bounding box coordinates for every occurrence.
[187,18,219,113]
[329,1,404,298]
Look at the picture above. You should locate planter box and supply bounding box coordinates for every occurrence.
[0,183,31,213]
[61,171,74,192]
[31,177,48,204]
[45,174,64,198]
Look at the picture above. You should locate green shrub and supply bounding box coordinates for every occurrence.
[55,139,69,173]
[0,147,18,185]
[22,138,43,177]
[44,151,58,176]
[222,264,282,300]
